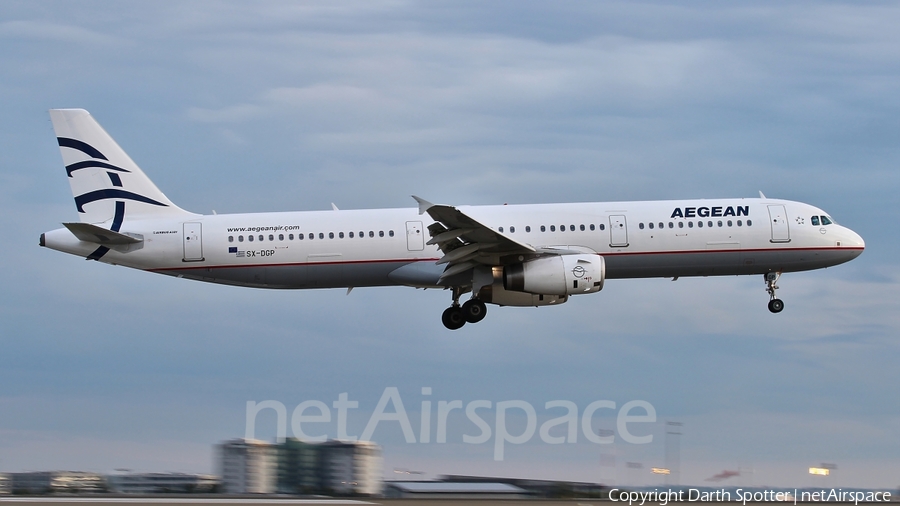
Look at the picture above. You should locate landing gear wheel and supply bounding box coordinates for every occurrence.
[462,299,487,323]
[768,298,784,313]
[442,306,466,330]
[764,272,784,314]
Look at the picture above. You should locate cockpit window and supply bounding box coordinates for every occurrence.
[820,216,833,225]
[811,216,820,226]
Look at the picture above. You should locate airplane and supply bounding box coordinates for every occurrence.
[40,109,865,330]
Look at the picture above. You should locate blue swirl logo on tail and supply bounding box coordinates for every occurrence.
[58,137,166,260]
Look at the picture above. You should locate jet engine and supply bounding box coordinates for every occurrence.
[503,254,605,296]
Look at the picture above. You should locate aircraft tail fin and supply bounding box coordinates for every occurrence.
[49,109,195,227]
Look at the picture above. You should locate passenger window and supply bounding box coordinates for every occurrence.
[688,221,694,228]
[319,233,324,239]
[697,221,703,228]
[580,224,585,231]
[228,236,234,242]
[279,234,284,241]
[717,221,723,227]
[811,216,820,226]
[329,232,334,239]
[238,235,244,242]
[249,235,254,242]
[540,225,546,232]
[737,220,742,227]
[359,231,364,238]
[708,221,713,228]
[727,220,733,227]
[570,225,575,231]
[510,226,515,233]
[339,232,344,239]
[599,224,605,231]
[369,231,374,238]
[648,222,654,229]
[821,216,832,225]
[268,234,273,241]
[298,234,303,240]
[659,222,664,229]
[499,227,504,233]
[590,224,595,231]
[747,220,752,226]
[389,230,395,237]
[289,234,294,240]
[668,222,673,229]
[550,225,556,232]
[526,226,531,232]
[379,231,384,237]
[349,232,354,238]
[560,224,565,231]
[639,223,645,230]
[678,222,684,229]
[309,233,314,240]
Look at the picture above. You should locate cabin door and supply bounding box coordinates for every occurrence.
[183,222,204,261]
[767,205,790,243]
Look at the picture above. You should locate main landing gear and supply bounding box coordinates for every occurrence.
[442,287,487,330]
[765,272,784,313]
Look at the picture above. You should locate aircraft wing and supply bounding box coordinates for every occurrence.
[412,196,535,280]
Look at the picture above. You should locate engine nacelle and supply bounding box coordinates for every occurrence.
[503,254,605,296]
[477,283,568,307]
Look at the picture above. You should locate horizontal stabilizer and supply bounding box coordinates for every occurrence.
[63,222,142,245]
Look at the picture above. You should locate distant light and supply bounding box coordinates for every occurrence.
[652,468,671,475]
[809,467,830,476]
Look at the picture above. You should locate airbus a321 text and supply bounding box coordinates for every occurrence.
[40,109,865,329]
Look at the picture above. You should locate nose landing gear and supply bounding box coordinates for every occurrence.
[765,272,784,313]
[442,287,488,330]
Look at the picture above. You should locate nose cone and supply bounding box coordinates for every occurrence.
[848,228,865,249]
[841,226,865,260]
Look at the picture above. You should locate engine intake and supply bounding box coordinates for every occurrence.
[503,254,605,296]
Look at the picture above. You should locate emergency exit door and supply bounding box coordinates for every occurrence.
[609,215,629,247]
[406,221,424,251]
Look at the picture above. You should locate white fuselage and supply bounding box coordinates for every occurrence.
[42,197,865,291]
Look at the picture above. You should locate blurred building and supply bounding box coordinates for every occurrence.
[9,471,106,494]
[106,472,219,494]
[277,438,322,494]
[217,438,277,494]
[440,474,605,498]
[384,481,532,499]
[221,438,382,496]
[0,474,9,495]
[320,440,382,496]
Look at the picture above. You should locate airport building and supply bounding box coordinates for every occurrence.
[217,438,278,494]
[220,438,383,496]
[106,472,219,494]
[384,481,532,499]
[319,439,382,496]
[0,474,9,495]
[8,471,107,494]
[277,438,322,494]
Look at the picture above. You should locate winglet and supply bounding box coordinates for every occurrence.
[759,191,766,199]
[331,203,339,211]
[411,195,434,215]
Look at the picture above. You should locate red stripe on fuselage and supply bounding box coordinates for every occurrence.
[146,246,861,272]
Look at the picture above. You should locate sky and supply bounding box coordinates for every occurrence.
[1,0,899,489]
